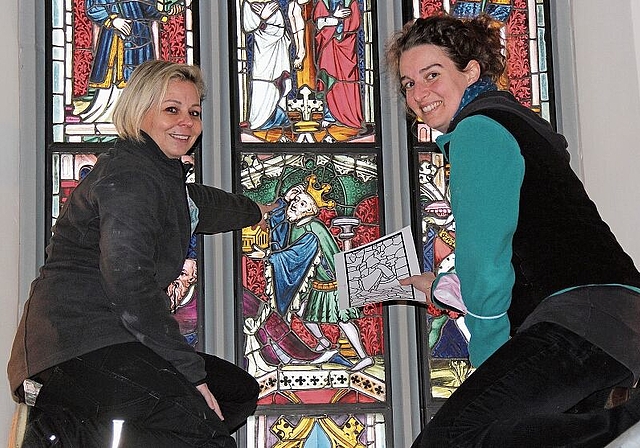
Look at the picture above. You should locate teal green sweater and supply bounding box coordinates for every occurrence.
[435,115,525,367]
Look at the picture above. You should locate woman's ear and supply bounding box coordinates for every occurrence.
[464,60,481,85]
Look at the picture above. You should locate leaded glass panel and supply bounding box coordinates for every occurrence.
[235,150,389,445]
[246,413,386,447]
[49,0,197,144]
[230,3,390,445]
[239,151,385,402]
[50,152,99,223]
[231,0,378,144]
[414,152,471,399]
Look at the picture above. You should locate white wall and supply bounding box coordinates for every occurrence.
[570,0,640,264]
[2,0,22,444]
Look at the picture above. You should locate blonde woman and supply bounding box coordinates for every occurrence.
[9,60,273,447]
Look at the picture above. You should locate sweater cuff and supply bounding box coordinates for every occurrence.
[466,313,510,367]
[192,377,208,387]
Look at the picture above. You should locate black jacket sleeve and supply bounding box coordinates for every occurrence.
[187,183,262,234]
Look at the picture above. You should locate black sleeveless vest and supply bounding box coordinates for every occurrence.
[446,91,640,332]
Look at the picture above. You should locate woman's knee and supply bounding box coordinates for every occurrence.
[242,374,260,402]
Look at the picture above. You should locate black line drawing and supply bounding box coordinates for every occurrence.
[336,226,425,308]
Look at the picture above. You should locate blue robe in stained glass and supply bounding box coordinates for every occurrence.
[85,0,164,88]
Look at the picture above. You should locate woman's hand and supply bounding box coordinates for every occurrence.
[399,272,436,304]
[196,383,224,421]
[255,202,278,231]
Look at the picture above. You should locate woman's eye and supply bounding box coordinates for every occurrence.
[165,106,178,114]
[190,110,201,118]
[401,81,414,91]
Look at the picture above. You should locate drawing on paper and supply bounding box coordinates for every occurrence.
[336,226,425,309]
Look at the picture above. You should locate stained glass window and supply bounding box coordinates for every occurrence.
[240,152,384,396]
[403,0,555,418]
[46,0,201,346]
[237,150,388,444]
[247,413,386,447]
[231,0,378,144]
[50,0,197,143]
[230,1,392,446]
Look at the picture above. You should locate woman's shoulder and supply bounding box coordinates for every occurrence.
[436,113,518,158]
[448,115,524,176]
[454,114,519,147]
[102,139,182,177]
[91,150,179,198]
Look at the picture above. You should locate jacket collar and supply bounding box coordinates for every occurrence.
[115,131,185,177]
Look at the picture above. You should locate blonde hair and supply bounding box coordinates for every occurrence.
[112,60,207,141]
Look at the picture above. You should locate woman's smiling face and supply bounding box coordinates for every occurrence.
[141,79,202,159]
[399,44,479,133]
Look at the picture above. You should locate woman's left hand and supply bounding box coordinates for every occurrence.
[196,383,224,421]
[399,272,436,304]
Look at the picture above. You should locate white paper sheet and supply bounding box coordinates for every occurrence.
[335,226,426,309]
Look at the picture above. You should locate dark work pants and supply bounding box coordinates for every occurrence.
[20,342,259,447]
[413,322,640,448]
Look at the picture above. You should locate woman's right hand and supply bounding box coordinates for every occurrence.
[196,383,224,422]
[255,202,278,231]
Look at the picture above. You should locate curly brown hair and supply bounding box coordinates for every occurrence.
[386,13,505,92]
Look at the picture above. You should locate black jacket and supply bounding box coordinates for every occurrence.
[449,91,640,330]
[8,134,261,397]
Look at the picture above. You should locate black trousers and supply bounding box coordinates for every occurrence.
[21,342,259,447]
[413,322,640,447]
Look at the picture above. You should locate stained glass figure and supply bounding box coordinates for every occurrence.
[239,152,385,405]
[233,0,377,144]
[50,0,197,143]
